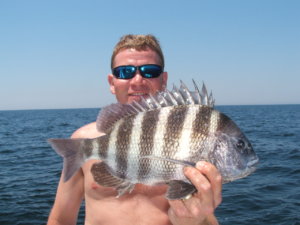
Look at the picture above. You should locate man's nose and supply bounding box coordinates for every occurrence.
[131,69,143,83]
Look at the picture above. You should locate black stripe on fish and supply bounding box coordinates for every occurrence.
[189,106,213,155]
[137,110,160,181]
[161,106,188,179]
[192,106,213,137]
[82,139,93,158]
[82,135,110,160]
[116,115,135,178]
[163,106,188,155]
[97,135,110,159]
[216,113,232,133]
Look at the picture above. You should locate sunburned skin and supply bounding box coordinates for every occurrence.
[82,159,172,225]
[69,122,172,225]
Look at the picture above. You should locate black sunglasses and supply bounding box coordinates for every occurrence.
[112,64,163,79]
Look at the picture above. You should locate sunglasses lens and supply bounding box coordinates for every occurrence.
[140,65,162,78]
[113,65,162,79]
[113,66,136,79]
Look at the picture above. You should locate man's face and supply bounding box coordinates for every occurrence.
[108,48,168,104]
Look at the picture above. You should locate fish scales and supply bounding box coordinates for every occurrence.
[189,106,212,157]
[152,106,196,181]
[137,110,159,181]
[115,114,135,178]
[163,106,188,158]
[109,105,222,187]
[83,136,109,161]
[48,81,259,200]
[127,112,145,181]
[97,135,109,159]
[141,106,187,182]
[175,105,201,161]
[81,139,93,159]
[103,105,217,184]
[106,119,123,173]
[189,107,219,160]
[164,107,188,181]
[129,106,179,183]
[147,107,172,183]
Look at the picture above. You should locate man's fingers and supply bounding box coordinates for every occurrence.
[168,199,189,217]
[184,162,222,208]
[184,166,214,214]
[195,161,223,207]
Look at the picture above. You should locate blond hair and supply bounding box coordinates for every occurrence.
[111,34,165,69]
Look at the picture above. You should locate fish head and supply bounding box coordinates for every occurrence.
[209,113,259,183]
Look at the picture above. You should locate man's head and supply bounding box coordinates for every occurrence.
[108,34,168,104]
[111,34,165,70]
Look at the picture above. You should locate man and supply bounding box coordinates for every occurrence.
[47,34,222,225]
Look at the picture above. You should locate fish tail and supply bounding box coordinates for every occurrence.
[48,138,86,182]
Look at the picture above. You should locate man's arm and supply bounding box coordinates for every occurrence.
[47,169,84,225]
[168,161,222,225]
[47,123,100,225]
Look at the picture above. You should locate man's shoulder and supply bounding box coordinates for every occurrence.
[71,122,104,139]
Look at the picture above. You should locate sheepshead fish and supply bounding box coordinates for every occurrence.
[48,81,259,200]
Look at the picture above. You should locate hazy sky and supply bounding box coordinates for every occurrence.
[1,0,299,110]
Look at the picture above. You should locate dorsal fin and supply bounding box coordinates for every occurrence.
[96,80,214,133]
[157,80,215,107]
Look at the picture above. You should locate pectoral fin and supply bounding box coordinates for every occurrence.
[91,162,134,197]
[166,180,196,200]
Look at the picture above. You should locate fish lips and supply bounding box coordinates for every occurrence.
[222,156,259,183]
[247,156,259,168]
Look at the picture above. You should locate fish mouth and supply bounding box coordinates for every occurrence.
[222,167,257,183]
[222,158,259,183]
[247,157,259,168]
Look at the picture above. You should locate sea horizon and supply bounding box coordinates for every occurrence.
[1,103,299,112]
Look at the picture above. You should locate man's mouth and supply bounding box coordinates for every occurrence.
[128,93,149,101]
[129,92,148,97]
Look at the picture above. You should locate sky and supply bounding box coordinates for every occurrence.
[0,0,299,110]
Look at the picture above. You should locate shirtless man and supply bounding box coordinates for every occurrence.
[47,34,222,225]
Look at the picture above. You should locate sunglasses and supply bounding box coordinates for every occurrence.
[112,64,163,79]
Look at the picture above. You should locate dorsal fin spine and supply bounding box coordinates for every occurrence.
[96,80,214,133]
[180,80,194,104]
[192,79,202,104]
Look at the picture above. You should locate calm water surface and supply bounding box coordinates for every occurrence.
[0,105,299,224]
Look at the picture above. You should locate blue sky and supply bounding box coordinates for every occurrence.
[1,0,299,110]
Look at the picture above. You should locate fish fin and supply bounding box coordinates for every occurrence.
[166,180,197,200]
[96,103,140,133]
[96,80,214,133]
[161,80,214,107]
[91,162,135,197]
[142,81,215,108]
[48,138,85,182]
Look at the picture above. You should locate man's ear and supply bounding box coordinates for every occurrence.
[162,72,168,90]
[108,74,116,94]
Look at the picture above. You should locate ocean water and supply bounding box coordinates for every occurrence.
[0,105,299,225]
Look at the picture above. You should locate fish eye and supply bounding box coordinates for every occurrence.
[236,140,245,149]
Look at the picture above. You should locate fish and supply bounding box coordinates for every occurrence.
[48,80,259,200]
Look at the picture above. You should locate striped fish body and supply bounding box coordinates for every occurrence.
[49,81,259,200]
[95,105,214,185]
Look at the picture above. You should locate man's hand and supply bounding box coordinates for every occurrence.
[168,161,222,225]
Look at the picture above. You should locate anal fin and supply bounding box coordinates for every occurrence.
[91,162,134,197]
[166,180,196,200]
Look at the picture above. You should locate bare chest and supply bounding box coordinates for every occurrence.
[81,161,171,224]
